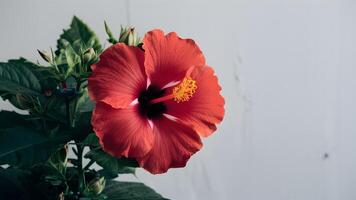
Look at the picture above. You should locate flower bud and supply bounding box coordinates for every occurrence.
[83,48,96,63]
[104,21,118,44]
[119,26,130,43]
[104,21,114,39]
[37,49,53,63]
[119,26,140,46]
[85,177,106,195]
[128,29,139,46]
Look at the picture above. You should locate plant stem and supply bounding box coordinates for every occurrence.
[65,97,71,127]
[76,143,86,192]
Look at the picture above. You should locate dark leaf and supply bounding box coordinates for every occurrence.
[48,146,68,174]
[0,126,71,167]
[103,180,169,200]
[85,149,138,177]
[0,59,42,96]
[82,133,99,147]
[0,58,58,111]
[42,95,67,123]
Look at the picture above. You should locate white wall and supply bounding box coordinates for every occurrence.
[1,0,356,199]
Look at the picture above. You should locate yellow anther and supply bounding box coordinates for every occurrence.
[173,77,197,103]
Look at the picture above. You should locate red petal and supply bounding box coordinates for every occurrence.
[166,66,225,137]
[143,29,205,88]
[92,102,154,158]
[137,117,202,174]
[88,43,147,109]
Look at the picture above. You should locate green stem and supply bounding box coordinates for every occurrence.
[65,97,71,127]
[76,144,86,192]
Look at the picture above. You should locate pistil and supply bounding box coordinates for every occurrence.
[151,76,197,104]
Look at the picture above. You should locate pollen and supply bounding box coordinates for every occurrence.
[173,77,197,103]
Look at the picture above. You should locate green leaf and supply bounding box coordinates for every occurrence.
[0,59,42,96]
[103,181,169,200]
[0,126,70,167]
[16,58,58,89]
[48,146,68,175]
[85,149,138,177]
[0,111,29,129]
[56,16,101,55]
[0,58,59,110]
[42,95,67,123]
[82,133,99,147]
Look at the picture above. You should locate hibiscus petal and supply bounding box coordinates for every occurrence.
[88,43,147,109]
[137,117,202,174]
[92,102,154,158]
[143,29,205,88]
[165,66,225,137]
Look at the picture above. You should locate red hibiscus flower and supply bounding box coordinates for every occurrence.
[88,29,224,174]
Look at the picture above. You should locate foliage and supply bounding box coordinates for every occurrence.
[0,16,166,200]
[0,126,71,167]
[104,181,168,200]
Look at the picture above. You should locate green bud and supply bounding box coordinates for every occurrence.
[119,26,140,46]
[37,49,53,63]
[119,26,130,43]
[128,29,139,46]
[85,177,106,195]
[83,48,96,63]
[104,21,114,38]
[105,21,118,44]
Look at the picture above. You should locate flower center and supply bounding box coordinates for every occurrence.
[138,85,167,119]
[150,77,197,104]
[138,73,197,119]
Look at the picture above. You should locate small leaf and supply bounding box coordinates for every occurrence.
[48,146,68,174]
[82,133,99,147]
[103,180,169,200]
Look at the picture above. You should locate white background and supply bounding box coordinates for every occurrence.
[1,0,356,199]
